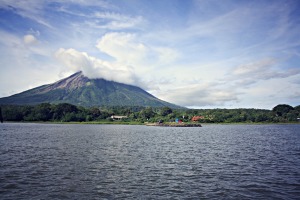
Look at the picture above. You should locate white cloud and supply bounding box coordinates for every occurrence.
[0,0,113,29]
[0,0,52,28]
[94,32,181,92]
[64,0,112,8]
[153,47,180,65]
[156,83,239,107]
[23,34,38,45]
[96,32,179,67]
[93,12,145,30]
[232,59,276,76]
[0,30,47,60]
[226,58,300,87]
[55,48,139,86]
[96,32,147,65]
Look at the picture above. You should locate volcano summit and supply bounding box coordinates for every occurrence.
[0,72,181,108]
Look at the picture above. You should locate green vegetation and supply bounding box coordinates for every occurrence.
[0,103,299,124]
[0,72,181,109]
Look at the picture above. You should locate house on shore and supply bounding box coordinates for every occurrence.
[111,115,128,120]
[191,116,205,122]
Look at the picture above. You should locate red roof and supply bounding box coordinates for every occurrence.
[191,116,204,121]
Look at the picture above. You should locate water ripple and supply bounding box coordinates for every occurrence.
[0,123,299,199]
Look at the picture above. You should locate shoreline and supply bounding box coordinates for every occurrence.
[146,122,202,127]
[1,121,299,126]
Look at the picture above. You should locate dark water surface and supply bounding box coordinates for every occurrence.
[0,123,299,199]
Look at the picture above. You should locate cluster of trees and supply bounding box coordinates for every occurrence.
[0,103,299,123]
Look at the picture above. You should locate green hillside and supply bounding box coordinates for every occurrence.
[0,72,181,108]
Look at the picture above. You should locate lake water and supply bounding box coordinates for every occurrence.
[0,123,299,199]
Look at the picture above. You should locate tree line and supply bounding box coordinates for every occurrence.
[0,103,299,123]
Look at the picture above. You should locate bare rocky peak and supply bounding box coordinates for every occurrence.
[36,71,89,94]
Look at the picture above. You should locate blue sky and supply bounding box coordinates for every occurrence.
[0,0,300,109]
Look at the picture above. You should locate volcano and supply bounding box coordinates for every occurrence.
[0,72,181,108]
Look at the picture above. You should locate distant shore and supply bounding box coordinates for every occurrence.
[146,122,202,127]
[1,121,299,126]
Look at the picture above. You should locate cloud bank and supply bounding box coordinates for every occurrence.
[55,48,139,86]
[54,31,180,90]
[96,32,179,66]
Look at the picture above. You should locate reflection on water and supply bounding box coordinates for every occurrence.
[0,123,299,199]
